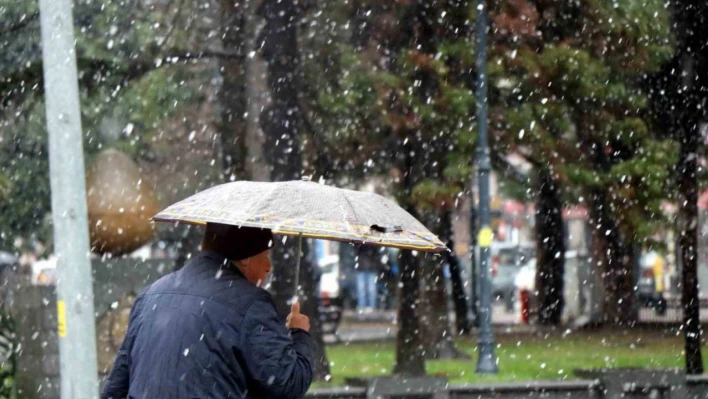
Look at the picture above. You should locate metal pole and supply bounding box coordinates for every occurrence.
[474,0,498,374]
[294,233,303,300]
[469,187,479,328]
[39,0,99,397]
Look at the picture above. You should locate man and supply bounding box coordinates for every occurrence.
[102,223,314,399]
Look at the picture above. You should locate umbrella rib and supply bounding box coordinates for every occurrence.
[339,188,362,233]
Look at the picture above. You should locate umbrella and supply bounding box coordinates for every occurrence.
[153,180,447,294]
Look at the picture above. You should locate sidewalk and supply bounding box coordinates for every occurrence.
[324,303,535,344]
[340,302,519,324]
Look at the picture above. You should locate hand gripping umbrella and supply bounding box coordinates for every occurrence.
[153,179,447,298]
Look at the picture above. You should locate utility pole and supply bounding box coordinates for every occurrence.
[474,0,498,374]
[39,0,99,397]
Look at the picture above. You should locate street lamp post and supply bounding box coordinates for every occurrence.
[474,0,499,374]
[39,0,99,396]
[469,194,479,328]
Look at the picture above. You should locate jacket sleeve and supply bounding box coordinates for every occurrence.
[238,293,315,399]
[101,296,144,399]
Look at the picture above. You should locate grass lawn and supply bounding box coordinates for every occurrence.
[318,328,702,386]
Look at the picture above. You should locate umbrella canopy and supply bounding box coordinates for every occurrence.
[153,180,446,253]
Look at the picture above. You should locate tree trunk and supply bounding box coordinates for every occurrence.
[181,0,248,275]
[338,241,357,309]
[218,0,249,182]
[419,210,470,360]
[578,118,636,326]
[588,188,636,325]
[534,168,565,325]
[394,241,426,376]
[677,57,703,375]
[393,143,426,377]
[258,0,330,380]
[443,209,472,334]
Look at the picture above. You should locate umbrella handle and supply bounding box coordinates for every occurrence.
[293,233,303,302]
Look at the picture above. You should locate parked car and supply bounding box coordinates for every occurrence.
[0,252,16,269]
[317,255,344,335]
[35,267,57,286]
[31,256,57,286]
[0,252,18,301]
[476,243,534,312]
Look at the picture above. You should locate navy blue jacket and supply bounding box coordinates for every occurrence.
[101,252,315,399]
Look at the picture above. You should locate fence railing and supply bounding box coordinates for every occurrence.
[638,296,708,324]
[305,373,708,399]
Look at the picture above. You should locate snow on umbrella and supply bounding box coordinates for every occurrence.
[152,179,447,297]
[153,179,447,253]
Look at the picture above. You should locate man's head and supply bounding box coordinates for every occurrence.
[201,223,274,286]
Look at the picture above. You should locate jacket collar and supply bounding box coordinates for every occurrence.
[200,250,229,266]
[197,251,247,279]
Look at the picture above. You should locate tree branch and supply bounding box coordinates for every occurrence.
[162,48,242,61]
[160,0,188,48]
[1,47,242,106]
[0,12,39,37]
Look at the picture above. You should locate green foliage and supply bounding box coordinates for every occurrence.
[483,0,676,243]
[84,66,202,158]
[412,180,463,211]
[0,97,52,251]
[0,0,40,77]
[305,1,480,203]
[0,172,9,203]
[0,0,206,250]
[497,177,533,203]
[307,0,678,245]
